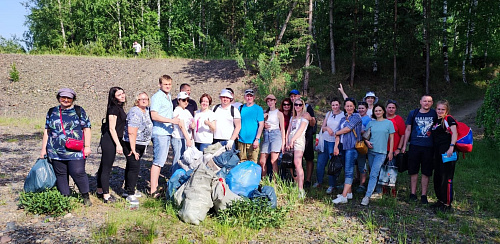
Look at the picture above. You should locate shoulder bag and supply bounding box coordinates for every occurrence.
[60,107,85,152]
[352,128,368,155]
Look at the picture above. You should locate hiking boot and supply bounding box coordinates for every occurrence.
[420,195,429,204]
[360,196,370,206]
[332,195,348,204]
[409,194,418,202]
[430,201,444,209]
[434,204,452,214]
[326,186,334,195]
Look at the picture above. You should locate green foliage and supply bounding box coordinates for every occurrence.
[0,35,26,53]
[477,75,500,146]
[9,63,20,82]
[216,198,289,230]
[18,188,77,216]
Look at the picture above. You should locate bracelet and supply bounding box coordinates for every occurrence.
[450,144,455,147]
[397,148,401,150]
[85,146,90,148]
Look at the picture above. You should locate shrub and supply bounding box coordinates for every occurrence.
[18,188,77,216]
[477,75,500,147]
[9,63,19,82]
[216,198,289,229]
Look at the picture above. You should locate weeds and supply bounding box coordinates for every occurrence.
[216,198,289,229]
[9,62,19,82]
[18,188,77,216]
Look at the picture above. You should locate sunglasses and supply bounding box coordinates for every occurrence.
[294,103,303,107]
[387,99,397,104]
[138,98,149,101]
[179,98,188,102]
[283,103,291,106]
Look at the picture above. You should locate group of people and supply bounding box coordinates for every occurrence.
[39,77,459,212]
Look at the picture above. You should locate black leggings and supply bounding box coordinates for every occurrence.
[51,159,89,196]
[97,132,125,194]
[433,144,457,206]
[122,141,146,195]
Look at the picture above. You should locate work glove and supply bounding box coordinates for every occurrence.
[225,140,234,150]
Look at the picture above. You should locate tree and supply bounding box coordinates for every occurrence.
[303,0,313,96]
[443,0,450,83]
[329,0,336,74]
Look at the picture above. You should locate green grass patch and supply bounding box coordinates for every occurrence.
[18,188,78,216]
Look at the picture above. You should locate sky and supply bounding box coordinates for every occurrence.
[0,0,30,41]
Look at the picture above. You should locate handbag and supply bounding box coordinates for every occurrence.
[281,150,295,169]
[378,158,398,186]
[327,154,344,176]
[362,127,371,141]
[60,107,85,152]
[314,133,324,152]
[352,129,368,155]
[396,152,408,173]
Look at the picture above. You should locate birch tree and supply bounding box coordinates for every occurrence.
[443,0,450,83]
[303,0,313,96]
[329,0,336,74]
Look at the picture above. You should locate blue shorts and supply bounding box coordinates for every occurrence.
[152,135,171,167]
[261,129,283,153]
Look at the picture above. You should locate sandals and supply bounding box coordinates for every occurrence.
[148,187,164,199]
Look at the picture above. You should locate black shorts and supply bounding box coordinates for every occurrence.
[408,144,434,176]
[303,134,315,161]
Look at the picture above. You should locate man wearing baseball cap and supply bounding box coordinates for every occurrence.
[238,89,264,163]
[289,89,317,188]
[212,89,241,150]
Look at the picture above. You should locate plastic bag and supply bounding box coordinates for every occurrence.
[378,160,398,186]
[166,168,192,200]
[327,155,344,176]
[249,185,277,208]
[315,133,324,152]
[226,161,262,197]
[24,158,57,193]
[183,146,203,170]
[212,177,241,212]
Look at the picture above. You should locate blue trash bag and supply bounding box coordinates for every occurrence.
[226,161,261,197]
[213,149,240,169]
[24,158,57,193]
[249,185,278,208]
[166,169,193,200]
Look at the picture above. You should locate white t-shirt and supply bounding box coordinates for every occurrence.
[172,107,193,139]
[213,104,241,140]
[133,43,141,52]
[289,116,309,138]
[265,109,280,131]
[322,111,345,142]
[193,109,216,143]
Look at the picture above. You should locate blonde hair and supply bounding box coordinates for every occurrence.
[292,98,307,118]
[437,100,451,129]
[133,92,149,107]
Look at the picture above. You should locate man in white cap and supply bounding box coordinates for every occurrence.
[212,89,241,150]
[238,89,264,163]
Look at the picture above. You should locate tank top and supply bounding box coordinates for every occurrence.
[266,109,280,131]
[323,111,345,142]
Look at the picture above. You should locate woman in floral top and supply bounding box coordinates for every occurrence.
[40,88,92,206]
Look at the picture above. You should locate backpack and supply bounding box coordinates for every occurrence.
[212,104,243,118]
[444,115,473,157]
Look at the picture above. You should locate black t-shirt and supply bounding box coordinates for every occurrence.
[431,116,457,146]
[172,98,198,117]
[305,103,316,137]
[107,105,127,139]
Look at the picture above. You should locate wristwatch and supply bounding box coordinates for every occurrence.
[450,144,455,146]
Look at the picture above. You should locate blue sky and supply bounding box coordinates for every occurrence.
[0,1,30,40]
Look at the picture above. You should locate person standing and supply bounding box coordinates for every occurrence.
[212,89,241,150]
[430,100,458,212]
[96,87,127,203]
[170,91,194,173]
[122,92,153,203]
[402,95,437,204]
[40,88,92,206]
[172,83,198,117]
[279,98,293,132]
[225,87,243,108]
[238,89,264,163]
[193,94,216,151]
[383,100,406,197]
[133,41,141,56]
[338,83,378,117]
[259,94,285,177]
[289,89,316,188]
[150,75,180,198]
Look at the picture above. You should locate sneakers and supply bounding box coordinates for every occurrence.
[326,186,334,195]
[312,182,320,188]
[339,193,353,200]
[420,195,429,204]
[103,195,117,204]
[122,191,142,198]
[126,195,139,203]
[298,189,306,199]
[360,196,370,206]
[332,195,348,204]
[409,194,418,202]
[370,193,383,199]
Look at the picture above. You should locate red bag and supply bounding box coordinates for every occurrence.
[60,108,85,152]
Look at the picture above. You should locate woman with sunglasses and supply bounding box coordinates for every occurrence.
[314,98,344,194]
[355,101,372,193]
[332,97,363,204]
[286,98,309,198]
[193,93,216,152]
[259,94,286,178]
[279,98,293,132]
[121,92,153,202]
[40,88,92,206]
[97,87,127,203]
[360,104,395,206]
[171,92,194,173]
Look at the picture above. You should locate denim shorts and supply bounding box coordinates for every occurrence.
[261,129,283,153]
[152,135,171,167]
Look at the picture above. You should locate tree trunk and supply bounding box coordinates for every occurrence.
[350,0,358,87]
[484,16,491,68]
[157,0,161,28]
[373,0,379,73]
[468,0,477,64]
[312,0,322,70]
[393,0,397,91]
[271,1,297,61]
[141,0,144,48]
[423,0,430,94]
[329,0,336,74]
[117,0,122,48]
[463,0,472,84]
[303,0,313,97]
[443,0,450,83]
[57,0,66,49]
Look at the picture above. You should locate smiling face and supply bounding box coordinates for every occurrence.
[420,95,433,111]
[58,96,74,108]
[436,104,448,118]
[266,98,276,108]
[294,101,304,114]
[220,96,231,106]
[178,98,189,109]
[386,103,397,117]
[365,96,375,105]
[245,94,255,105]
[200,96,210,110]
[331,101,341,113]
[136,93,149,109]
[357,104,367,116]
[344,101,355,114]
[115,89,126,103]
[374,106,385,119]
[159,79,172,93]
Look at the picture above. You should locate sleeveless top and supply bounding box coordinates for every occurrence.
[265,109,280,131]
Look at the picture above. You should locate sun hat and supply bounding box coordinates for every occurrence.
[265,94,277,101]
[219,89,233,99]
[177,91,190,100]
[244,89,255,96]
[57,88,76,99]
[363,91,379,104]
[289,89,300,96]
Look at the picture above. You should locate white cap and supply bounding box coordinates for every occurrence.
[177,91,190,100]
[219,89,233,99]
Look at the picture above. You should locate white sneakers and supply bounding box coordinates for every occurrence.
[312,182,320,188]
[126,195,139,203]
[361,196,370,206]
[332,195,348,204]
[122,191,142,198]
[326,187,334,194]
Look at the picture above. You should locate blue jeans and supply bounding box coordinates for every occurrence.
[356,153,367,174]
[195,142,211,152]
[171,137,187,174]
[316,141,336,187]
[343,148,358,185]
[365,150,387,197]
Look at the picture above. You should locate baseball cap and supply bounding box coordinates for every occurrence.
[245,89,255,96]
[289,89,300,95]
[265,94,277,101]
[177,91,190,100]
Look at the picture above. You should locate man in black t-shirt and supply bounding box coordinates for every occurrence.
[172,83,197,116]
